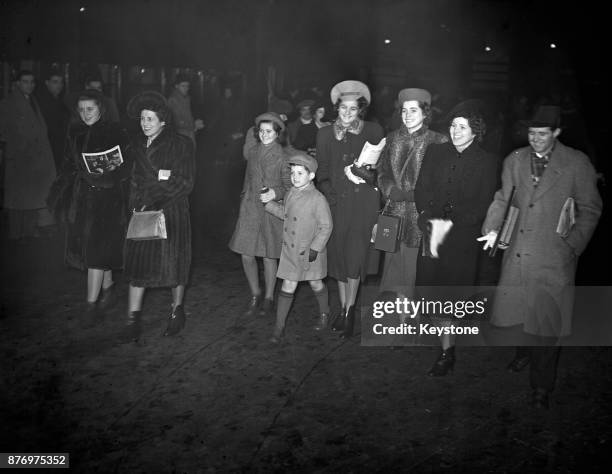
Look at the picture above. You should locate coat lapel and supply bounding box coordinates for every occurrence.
[532,146,565,201]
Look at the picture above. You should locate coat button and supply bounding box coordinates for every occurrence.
[520,229,524,233]
[528,204,533,208]
[293,217,297,221]
[516,253,520,257]
[291,244,294,248]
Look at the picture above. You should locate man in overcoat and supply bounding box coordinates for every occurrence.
[0,70,56,239]
[480,105,602,408]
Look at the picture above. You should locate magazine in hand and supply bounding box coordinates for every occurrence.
[82,145,123,174]
[556,197,575,237]
[355,138,387,167]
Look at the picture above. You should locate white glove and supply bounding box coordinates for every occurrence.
[344,165,366,184]
[477,231,498,250]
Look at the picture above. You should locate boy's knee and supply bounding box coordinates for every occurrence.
[309,280,324,292]
[281,280,298,293]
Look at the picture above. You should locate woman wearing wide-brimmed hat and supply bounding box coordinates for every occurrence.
[316,80,384,338]
[123,91,196,341]
[229,112,292,317]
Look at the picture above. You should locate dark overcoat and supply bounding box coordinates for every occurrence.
[0,91,56,209]
[59,120,130,270]
[415,141,501,286]
[316,121,384,281]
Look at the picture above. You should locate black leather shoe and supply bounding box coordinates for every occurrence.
[331,307,346,332]
[428,347,455,376]
[313,312,329,331]
[340,306,356,339]
[121,310,142,343]
[507,355,530,373]
[164,305,186,336]
[532,388,550,409]
[260,298,274,316]
[244,295,262,316]
[98,284,117,311]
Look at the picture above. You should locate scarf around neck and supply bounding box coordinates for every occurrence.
[333,117,364,141]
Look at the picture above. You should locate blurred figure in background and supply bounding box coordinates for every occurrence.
[167,73,205,145]
[36,68,70,171]
[0,70,56,239]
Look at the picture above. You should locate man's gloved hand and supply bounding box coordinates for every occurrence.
[308,249,318,262]
[389,186,415,202]
[476,231,499,250]
[350,164,376,185]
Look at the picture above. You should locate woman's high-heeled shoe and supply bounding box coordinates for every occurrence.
[340,306,356,339]
[331,307,346,332]
[428,346,455,376]
[164,305,186,336]
[120,310,142,343]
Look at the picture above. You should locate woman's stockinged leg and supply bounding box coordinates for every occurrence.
[172,285,185,309]
[346,276,360,309]
[337,280,347,308]
[241,255,261,296]
[102,270,114,290]
[128,284,145,312]
[87,268,104,303]
[263,258,278,300]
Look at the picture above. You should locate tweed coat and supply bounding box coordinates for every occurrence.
[266,182,333,281]
[124,129,195,287]
[229,139,291,258]
[482,141,602,337]
[377,125,448,246]
[0,91,56,209]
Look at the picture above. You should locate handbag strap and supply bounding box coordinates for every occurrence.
[381,198,392,215]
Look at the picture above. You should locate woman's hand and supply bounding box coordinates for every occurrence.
[344,165,366,184]
[259,189,276,203]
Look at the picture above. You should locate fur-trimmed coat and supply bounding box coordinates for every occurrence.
[377,125,447,247]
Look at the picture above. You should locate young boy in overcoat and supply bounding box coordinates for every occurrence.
[264,151,333,342]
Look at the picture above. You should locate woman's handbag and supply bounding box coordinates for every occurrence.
[374,200,401,253]
[126,208,167,240]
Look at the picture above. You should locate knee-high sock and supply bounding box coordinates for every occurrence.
[274,290,294,333]
[312,285,330,314]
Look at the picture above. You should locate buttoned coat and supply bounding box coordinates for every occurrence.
[482,141,602,337]
[316,121,384,280]
[0,91,56,209]
[266,182,333,281]
[415,141,501,286]
[229,139,291,258]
